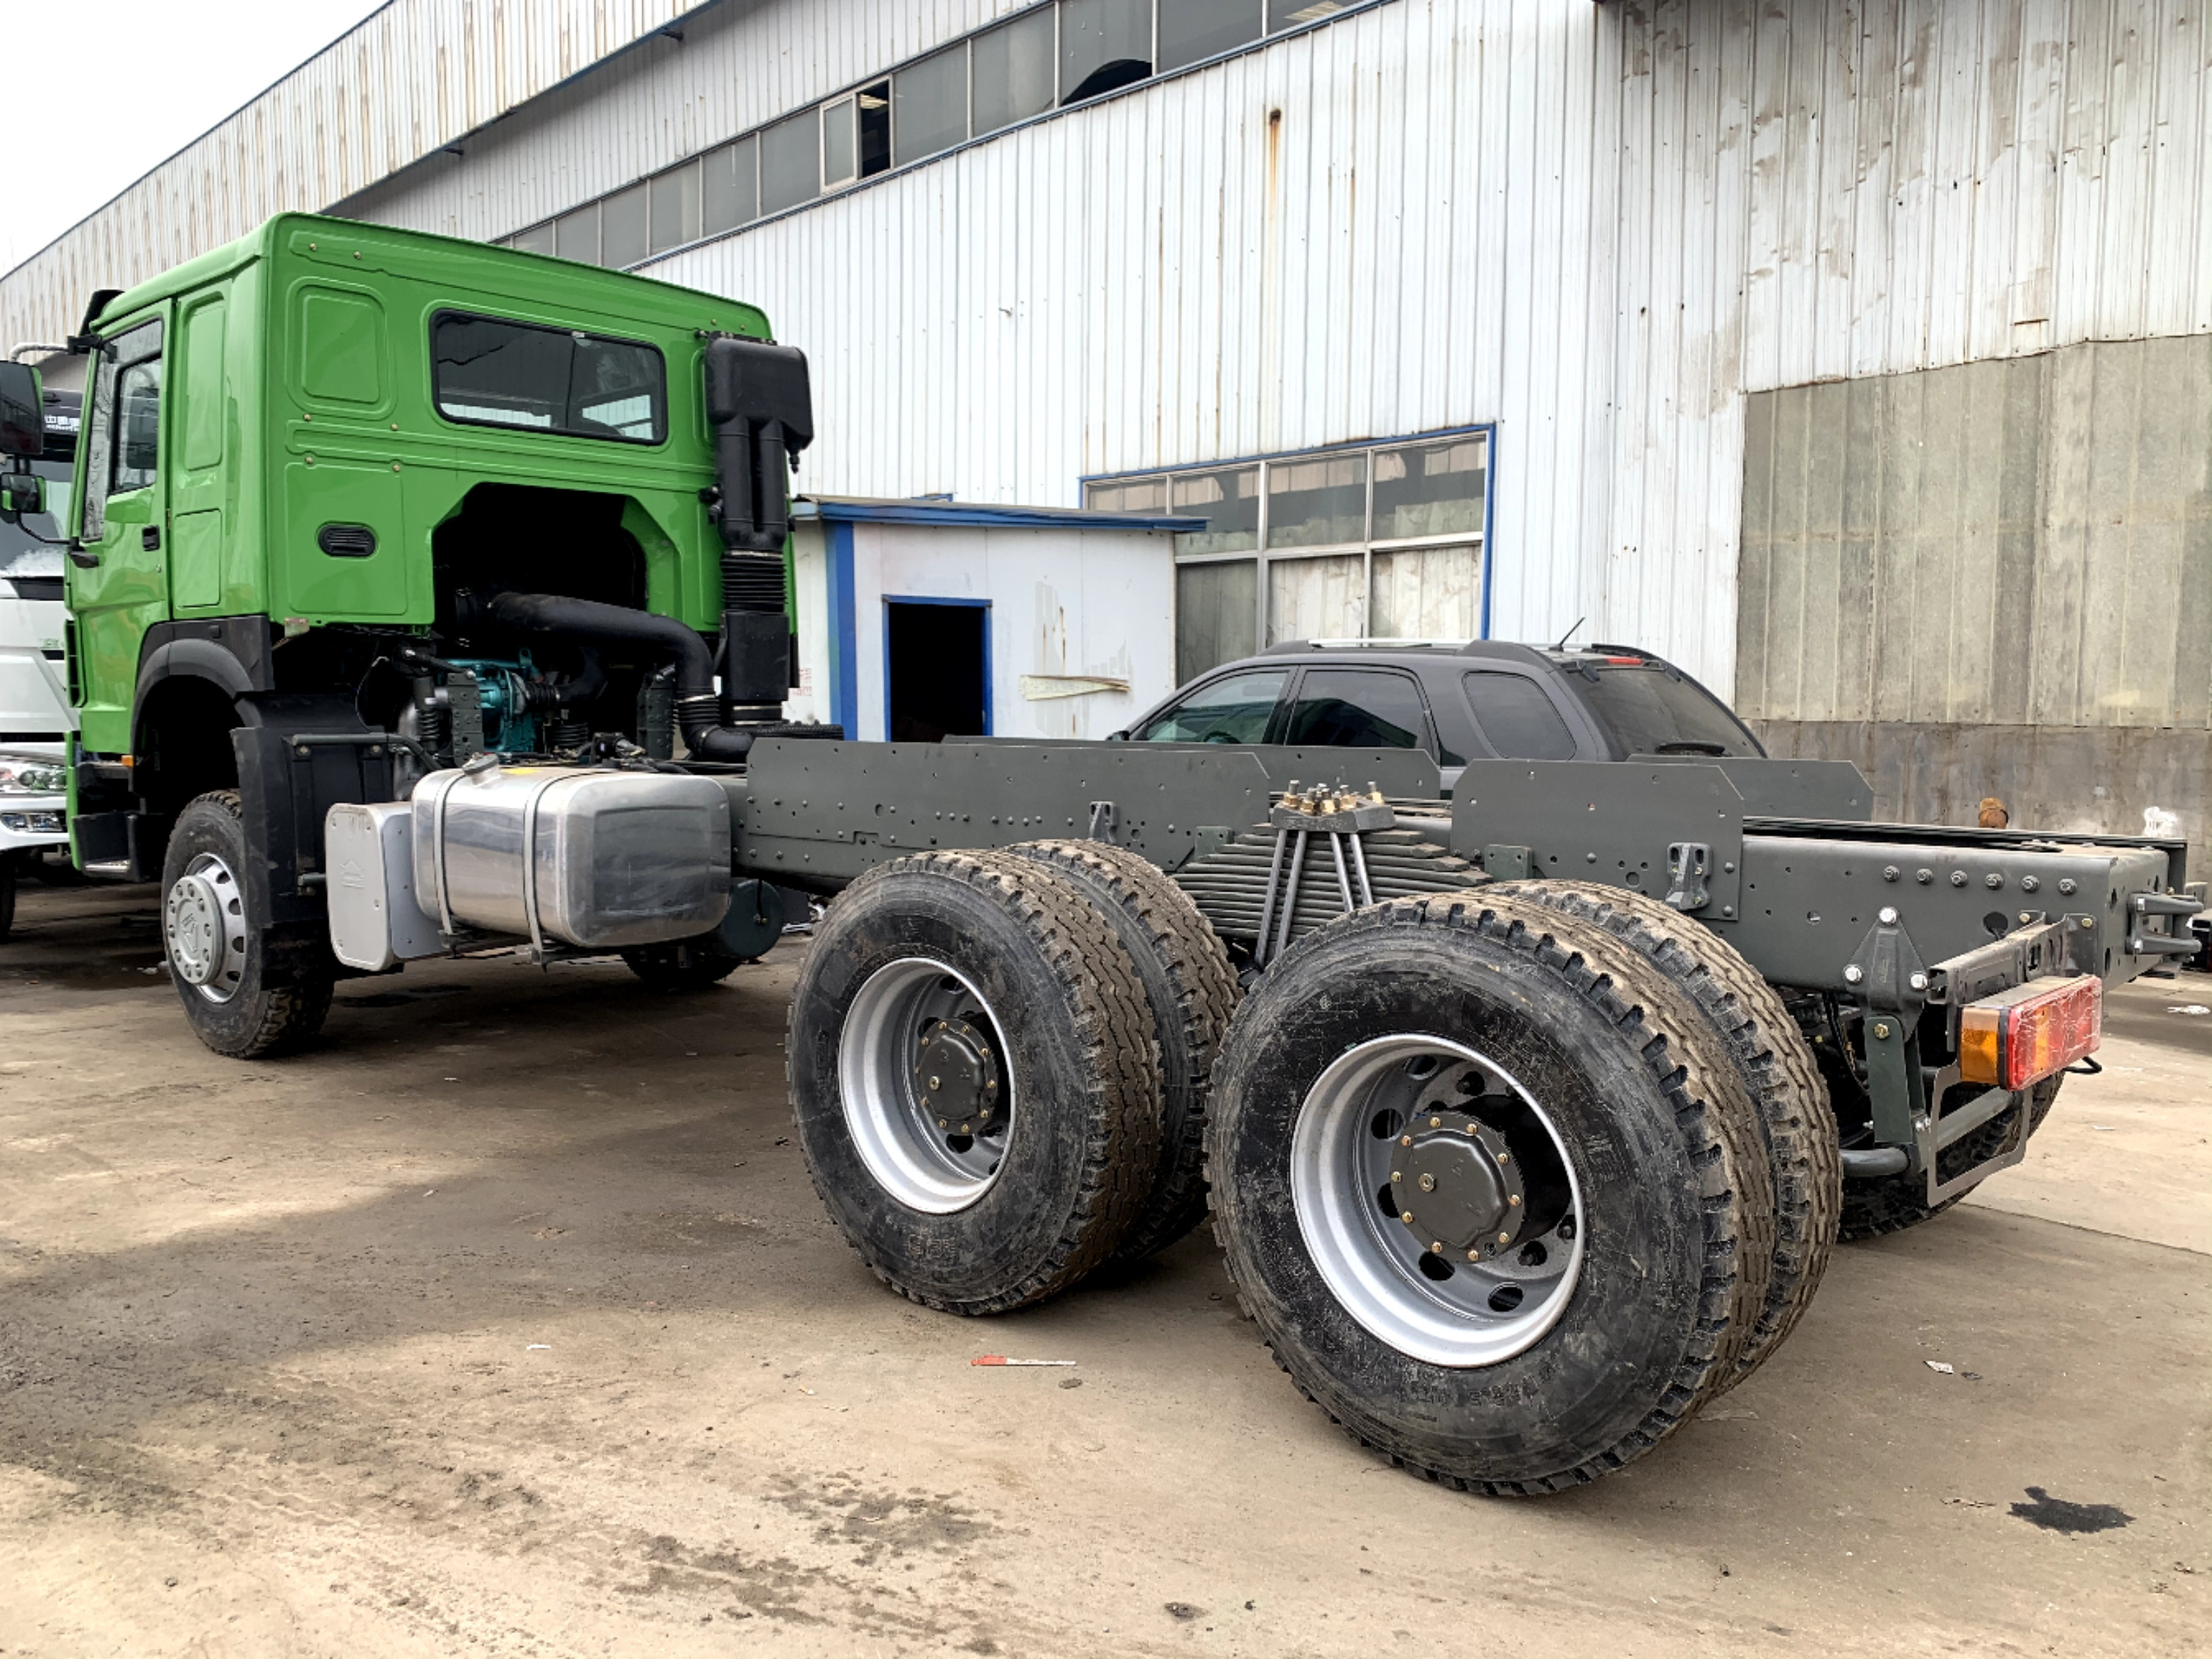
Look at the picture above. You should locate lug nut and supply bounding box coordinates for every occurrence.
[1497,1232,1511,1245]
[1508,1195,1521,1207]
[1496,1151,1509,1165]
[1467,1249,1481,1262]
[1401,1211,1415,1225]
[1431,1241,1445,1254]
[1429,1116,1442,1129]
[937,1118,949,1128]
[1401,1135,1412,1147]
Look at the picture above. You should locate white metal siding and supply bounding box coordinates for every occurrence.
[642,3,1622,663]
[0,0,1034,349]
[7,0,2211,696]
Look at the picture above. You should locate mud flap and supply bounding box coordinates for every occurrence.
[232,694,396,987]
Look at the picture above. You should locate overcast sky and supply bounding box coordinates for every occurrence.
[6,0,387,279]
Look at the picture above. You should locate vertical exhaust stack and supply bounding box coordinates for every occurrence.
[704,336,813,729]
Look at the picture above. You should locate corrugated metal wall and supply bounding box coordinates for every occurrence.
[7,0,2211,694]
[1739,336,2212,732]
[1605,0,2212,693]
[0,0,1037,350]
[610,1,1625,660]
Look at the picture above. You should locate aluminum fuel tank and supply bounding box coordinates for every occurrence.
[413,763,731,949]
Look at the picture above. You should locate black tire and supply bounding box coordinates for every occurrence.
[1494,880,1840,1389]
[620,938,748,991]
[789,850,1162,1314]
[1206,889,1774,1494]
[0,854,15,941]
[1002,838,1240,1263]
[1839,1074,2063,1241]
[160,791,333,1058]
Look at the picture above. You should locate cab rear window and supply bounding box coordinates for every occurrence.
[432,312,666,443]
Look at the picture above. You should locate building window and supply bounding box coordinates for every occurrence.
[1160,0,1263,70]
[1060,0,1153,105]
[1087,427,1491,682]
[760,109,820,215]
[896,45,971,165]
[500,0,1377,258]
[701,137,759,235]
[973,9,1057,136]
[601,183,649,267]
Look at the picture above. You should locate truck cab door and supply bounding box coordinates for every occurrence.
[68,314,169,742]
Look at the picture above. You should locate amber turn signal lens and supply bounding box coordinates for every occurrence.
[1957,974,2102,1091]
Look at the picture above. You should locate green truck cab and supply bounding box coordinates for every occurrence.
[57,212,818,1051]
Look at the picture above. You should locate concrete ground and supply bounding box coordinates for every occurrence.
[1,876,2205,1658]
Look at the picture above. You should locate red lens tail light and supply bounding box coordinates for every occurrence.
[1957,974,2102,1091]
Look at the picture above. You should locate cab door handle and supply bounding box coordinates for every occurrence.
[142,526,162,552]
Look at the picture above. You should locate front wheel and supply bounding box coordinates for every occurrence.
[162,791,332,1058]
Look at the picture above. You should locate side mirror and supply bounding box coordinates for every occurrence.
[0,362,42,460]
[0,472,42,516]
[1105,729,1131,742]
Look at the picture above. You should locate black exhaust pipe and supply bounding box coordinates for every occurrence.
[486,592,757,761]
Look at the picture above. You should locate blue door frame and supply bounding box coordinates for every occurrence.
[881,595,993,740]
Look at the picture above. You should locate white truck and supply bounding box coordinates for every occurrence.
[0,370,77,938]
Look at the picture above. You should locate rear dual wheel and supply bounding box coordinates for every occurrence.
[787,850,1165,1313]
[1206,889,1777,1494]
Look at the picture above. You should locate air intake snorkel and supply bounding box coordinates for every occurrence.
[704,335,813,726]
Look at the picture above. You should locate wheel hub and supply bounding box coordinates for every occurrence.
[914,1017,1001,1135]
[166,872,229,986]
[165,853,248,1003]
[1393,1110,1525,1259]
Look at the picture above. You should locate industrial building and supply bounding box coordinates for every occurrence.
[3,0,2207,846]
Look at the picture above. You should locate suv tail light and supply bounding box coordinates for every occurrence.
[1957,974,2102,1092]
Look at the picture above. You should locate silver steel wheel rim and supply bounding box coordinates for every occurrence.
[839,958,1014,1214]
[1291,1034,1585,1367]
[166,852,249,1004]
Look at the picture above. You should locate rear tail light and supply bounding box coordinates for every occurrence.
[1957,974,2102,1091]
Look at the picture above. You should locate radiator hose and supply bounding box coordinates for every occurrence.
[486,592,757,761]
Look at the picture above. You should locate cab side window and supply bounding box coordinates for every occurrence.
[1137,669,1287,743]
[1462,671,1577,760]
[1284,669,1430,750]
[78,317,164,541]
[113,359,164,492]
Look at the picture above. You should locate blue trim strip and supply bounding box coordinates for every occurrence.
[882,595,993,738]
[1077,421,1498,486]
[827,520,858,737]
[795,499,1202,533]
[1479,424,1498,642]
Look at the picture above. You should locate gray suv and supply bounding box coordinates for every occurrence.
[1113,640,1764,791]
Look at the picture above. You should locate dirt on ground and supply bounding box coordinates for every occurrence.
[1,876,2206,1657]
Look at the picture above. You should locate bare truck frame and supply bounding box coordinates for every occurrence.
[21,217,2194,1495]
[348,731,2188,1492]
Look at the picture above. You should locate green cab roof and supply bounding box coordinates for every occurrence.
[93,211,771,339]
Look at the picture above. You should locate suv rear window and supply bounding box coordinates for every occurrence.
[1574,665,1760,757]
[432,312,666,443]
[1462,672,1576,759]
